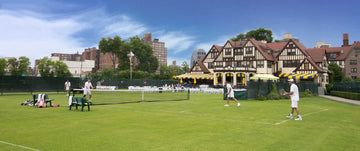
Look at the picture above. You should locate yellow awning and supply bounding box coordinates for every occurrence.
[174,73,214,80]
[278,73,319,79]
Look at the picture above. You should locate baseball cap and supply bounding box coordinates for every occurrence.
[288,79,294,82]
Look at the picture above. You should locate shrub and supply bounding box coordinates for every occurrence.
[256,94,267,101]
[279,95,289,99]
[330,91,360,100]
[326,83,332,94]
[267,83,280,100]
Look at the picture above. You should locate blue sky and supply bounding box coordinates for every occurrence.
[1,0,359,66]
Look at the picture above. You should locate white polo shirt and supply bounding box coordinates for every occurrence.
[226,83,234,97]
[290,84,299,102]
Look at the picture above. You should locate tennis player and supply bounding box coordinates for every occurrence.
[285,79,302,120]
[64,80,71,96]
[83,79,94,102]
[224,81,241,107]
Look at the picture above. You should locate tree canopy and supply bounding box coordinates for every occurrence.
[99,35,125,69]
[0,58,7,76]
[328,63,343,83]
[231,28,273,43]
[7,56,30,76]
[38,57,72,77]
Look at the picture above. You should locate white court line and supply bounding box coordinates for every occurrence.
[102,107,273,125]
[0,140,41,151]
[273,109,329,125]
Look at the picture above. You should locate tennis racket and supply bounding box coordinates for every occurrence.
[279,88,286,96]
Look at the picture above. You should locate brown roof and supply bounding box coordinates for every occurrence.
[214,45,223,52]
[325,46,352,60]
[229,40,247,48]
[248,39,275,61]
[199,54,206,62]
[266,42,287,50]
[292,40,310,56]
[306,48,326,62]
[190,61,209,73]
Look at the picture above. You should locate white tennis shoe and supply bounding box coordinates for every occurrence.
[295,117,302,121]
[224,104,229,107]
[237,103,241,107]
[286,115,293,119]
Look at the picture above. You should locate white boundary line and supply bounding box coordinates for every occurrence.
[0,140,41,151]
[102,107,274,125]
[273,109,329,125]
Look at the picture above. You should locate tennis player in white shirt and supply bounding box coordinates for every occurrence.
[224,81,241,107]
[285,79,302,120]
[83,79,94,102]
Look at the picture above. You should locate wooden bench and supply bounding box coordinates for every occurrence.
[32,94,53,107]
[69,97,90,112]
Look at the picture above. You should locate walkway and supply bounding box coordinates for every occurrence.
[319,95,360,106]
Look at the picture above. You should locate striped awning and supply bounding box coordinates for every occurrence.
[173,73,214,80]
[278,73,318,79]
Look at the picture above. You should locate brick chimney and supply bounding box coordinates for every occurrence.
[342,33,349,47]
[283,33,292,40]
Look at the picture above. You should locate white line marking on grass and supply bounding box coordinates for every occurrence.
[273,109,329,125]
[0,140,41,151]
[102,107,273,125]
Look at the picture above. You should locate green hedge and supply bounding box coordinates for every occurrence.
[330,91,360,100]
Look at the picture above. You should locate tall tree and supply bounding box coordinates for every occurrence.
[53,61,72,77]
[99,35,124,69]
[0,58,7,76]
[121,36,158,73]
[328,63,343,83]
[7,58,19,76]
[230,33,246,41]
[18,56,30,76]
[232,28,273,43]
[181,61,190,73]
[38,57,54,77]
[7,57,30,76]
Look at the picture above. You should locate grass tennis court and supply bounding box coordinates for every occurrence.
[0,92,359,151]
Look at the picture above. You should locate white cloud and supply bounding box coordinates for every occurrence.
[195,35,231,52]
[157,31,195,53]
[0,10,86,66]
[101,15,148,38]
[0,4,199,68]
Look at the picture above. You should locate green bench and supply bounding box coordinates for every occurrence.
[69,97,90,112]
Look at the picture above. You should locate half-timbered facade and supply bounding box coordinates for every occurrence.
[179,38,329,87]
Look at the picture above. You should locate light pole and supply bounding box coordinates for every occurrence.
[127,51,134,80]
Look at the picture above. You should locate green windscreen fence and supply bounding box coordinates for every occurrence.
[246,80,318,99]
[332,82,360,93]
[0,76,178,96]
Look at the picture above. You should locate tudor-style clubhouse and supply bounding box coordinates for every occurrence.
[177,33,360,88]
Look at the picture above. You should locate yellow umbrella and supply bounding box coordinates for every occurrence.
[180,78,183,83]
[215,77,218,84]
[194,77,196,84]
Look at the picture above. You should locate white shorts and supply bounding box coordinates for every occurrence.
[291,100,298,108]
[66,87,70,90]
[227,92,234,98]
[84,89,91,95]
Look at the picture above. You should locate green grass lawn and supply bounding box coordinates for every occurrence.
[0,92,359,151]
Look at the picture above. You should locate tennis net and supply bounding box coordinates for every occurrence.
[71,88,190,105]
